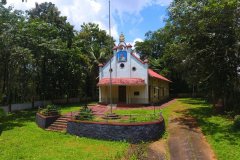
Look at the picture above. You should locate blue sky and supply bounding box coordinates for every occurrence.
[116,5,168,43]
[6,0,172,46]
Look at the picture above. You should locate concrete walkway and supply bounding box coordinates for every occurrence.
[88,104,109,115]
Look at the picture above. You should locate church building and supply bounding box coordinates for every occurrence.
[98,34,171,104]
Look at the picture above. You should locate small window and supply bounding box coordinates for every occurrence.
[134,91,140,96]
[120,63,125,68]
[132,67,136,71]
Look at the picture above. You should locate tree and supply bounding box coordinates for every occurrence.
[0,5,35,110]
[74,23,114,98]
[137,0,240,110]
[27,2,74,48]
[0,3,87,107]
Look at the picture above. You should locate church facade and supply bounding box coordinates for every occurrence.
[98,34,171,104]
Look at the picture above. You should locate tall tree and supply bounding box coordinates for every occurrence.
[74,23,114,98]
[27,2,74,48]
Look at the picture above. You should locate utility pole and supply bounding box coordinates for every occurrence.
[108,0,113,114]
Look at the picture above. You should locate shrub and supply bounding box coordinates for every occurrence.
[75,105,94,121]
[39,104,60,116]
[0,108,6,119]
[225,111,235,118]
[233,115,240,129]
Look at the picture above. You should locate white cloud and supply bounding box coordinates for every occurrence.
[132,38,144,49]
[5,0,172,41]
[155,0,173,6]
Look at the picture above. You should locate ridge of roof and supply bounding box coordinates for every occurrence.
[130,52,145,64]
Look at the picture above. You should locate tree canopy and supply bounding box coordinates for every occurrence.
[0,2,113,105]
[136,0,240,111]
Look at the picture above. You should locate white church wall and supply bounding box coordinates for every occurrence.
[127,86,148,104]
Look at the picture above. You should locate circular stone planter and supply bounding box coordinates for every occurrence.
[36,113,60,129]
[67,119,165,143]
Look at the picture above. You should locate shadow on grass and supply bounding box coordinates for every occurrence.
[178,98,240,146]
[0,109,37,134]
[178,98,210,106]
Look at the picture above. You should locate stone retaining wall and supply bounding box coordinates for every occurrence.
[36,113,60,129]
[67,119,165,143]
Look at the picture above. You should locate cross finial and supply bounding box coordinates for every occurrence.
[119,33,125,42]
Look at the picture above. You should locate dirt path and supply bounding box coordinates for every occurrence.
[147,140,168,160]
[168,115,216,160]
[145,100,216,160]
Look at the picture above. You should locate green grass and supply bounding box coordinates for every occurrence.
[178,98,240,160]
[55,101,97,114]
[60,104,82,114]
[114,109,162,122]
[3,99,238,160]
[113,102,176,127]
[0,109,128,160]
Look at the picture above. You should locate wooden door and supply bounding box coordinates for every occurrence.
[118,86,126,103]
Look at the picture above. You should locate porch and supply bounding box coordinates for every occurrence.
[98,85,148,104]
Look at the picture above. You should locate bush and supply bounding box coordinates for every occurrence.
[75,105,94,121]
[39,104,60,116]
[233,115,240,129]
[0,108,6,119]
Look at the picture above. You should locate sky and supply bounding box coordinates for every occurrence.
[5,0,172,46]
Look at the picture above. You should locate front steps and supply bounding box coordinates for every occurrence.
[46,115,71,132]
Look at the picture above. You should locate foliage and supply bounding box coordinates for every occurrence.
[75,105,94,120]
[233,115,240,129]
[136,0,240,110]
[39,104,60,116]
[0,108,6,119]
[74,23,115,98]
[0,3,112,108]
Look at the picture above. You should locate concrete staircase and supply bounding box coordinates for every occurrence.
[46,115,71,132]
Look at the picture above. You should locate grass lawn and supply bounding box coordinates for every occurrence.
[114,103,175,127]
[60,102,97,114]
[0,108,128,160]
[60,104,82,114]
[1,99,239,160]
[178,98,240,160]
[113,109,161,123]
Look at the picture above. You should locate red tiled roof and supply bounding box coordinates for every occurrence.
[148,69,172,82]
[127,44,132,48]
[98,78,145,86]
